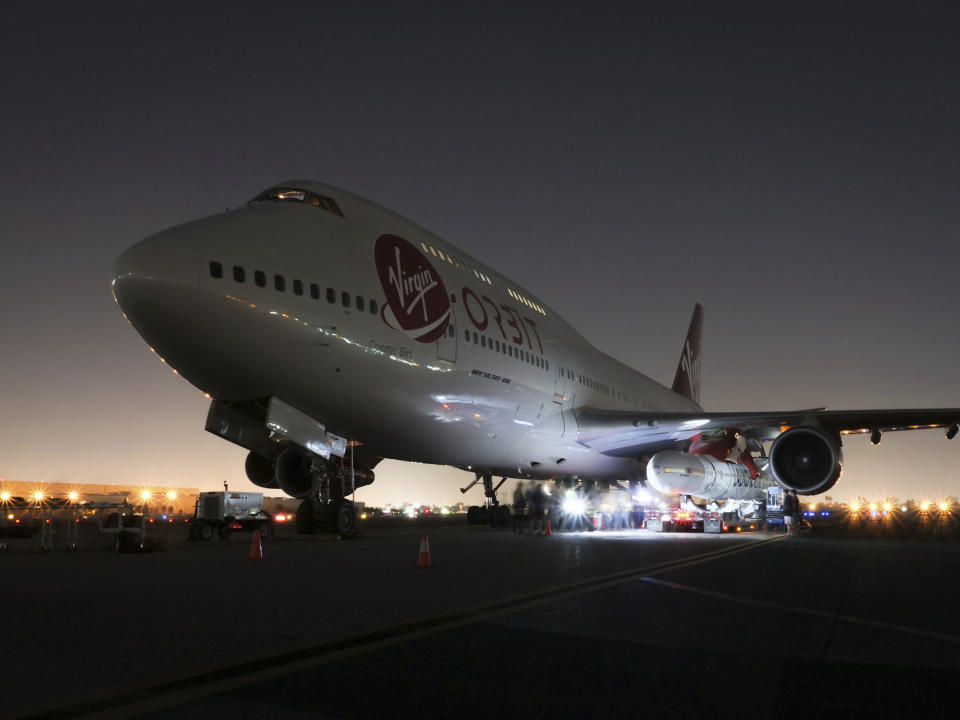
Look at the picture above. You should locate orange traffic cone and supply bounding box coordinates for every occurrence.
[545,518,552,536]
[416,534,431,568]
[249,529,263,559]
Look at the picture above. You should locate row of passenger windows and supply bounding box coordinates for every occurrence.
[464,329,549,370]
[419,241,493,286]
[559,365,631,402]
[208,261,378,315]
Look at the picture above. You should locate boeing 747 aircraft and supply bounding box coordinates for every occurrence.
[112,180,960,536]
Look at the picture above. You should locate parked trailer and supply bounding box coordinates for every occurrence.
[190,492,273,541]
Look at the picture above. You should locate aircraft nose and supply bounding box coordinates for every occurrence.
[111,229,199,340]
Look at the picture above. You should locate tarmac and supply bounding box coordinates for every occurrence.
[2,519,960,719]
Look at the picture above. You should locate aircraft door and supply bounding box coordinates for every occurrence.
[436,305,458,363]
[550,343,570,438]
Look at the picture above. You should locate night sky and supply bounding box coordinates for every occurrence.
[3,2,960,505]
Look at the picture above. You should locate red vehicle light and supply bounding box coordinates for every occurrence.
[231,524,243,530]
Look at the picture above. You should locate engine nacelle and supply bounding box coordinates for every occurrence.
[244,451,279,489]
[646,451,765,501]
[769,426,842,495]
[275,446,321,498]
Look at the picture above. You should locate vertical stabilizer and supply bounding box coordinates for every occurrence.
[671,304,703,405]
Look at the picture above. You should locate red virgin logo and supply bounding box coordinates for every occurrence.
[375,234,450,343]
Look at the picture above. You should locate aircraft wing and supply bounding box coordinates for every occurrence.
[573,407,960,457]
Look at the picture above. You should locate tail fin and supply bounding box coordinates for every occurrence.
[671,303,703,405]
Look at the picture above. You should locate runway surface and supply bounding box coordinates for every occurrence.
[4,523,959,719]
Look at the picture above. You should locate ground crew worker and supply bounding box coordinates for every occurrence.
[530,483,546,535]
[783,490,799,537]
[512,480,528,534]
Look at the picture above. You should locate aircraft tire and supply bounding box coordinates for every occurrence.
[333,500,359,539]
[497,505,512,528]
[296,499,318,535]
[467,506,481,525]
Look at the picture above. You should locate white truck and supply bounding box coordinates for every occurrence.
[189,491,273,541]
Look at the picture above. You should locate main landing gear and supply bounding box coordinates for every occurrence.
[294,459,361,539]
[464,471,511,528]
[296,496,359,538]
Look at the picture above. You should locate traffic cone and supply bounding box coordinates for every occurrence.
[249,529,262,559]
[416,534,431,568]
[545,518,552,536]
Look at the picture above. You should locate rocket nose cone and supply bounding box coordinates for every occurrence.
[111,229,199,341]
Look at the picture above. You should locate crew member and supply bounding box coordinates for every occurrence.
[512,480,528,534]
[783,490,799,537]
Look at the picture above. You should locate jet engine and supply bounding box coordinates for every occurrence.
[275,446,320,498]
[646,451,765,501]
[769,426,842,495]
[244,451,279,489]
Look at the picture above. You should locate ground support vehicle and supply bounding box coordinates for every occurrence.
[189,491,273,541]
[703,512,723,533]
[649,508,705,532]
[99,510,148,553]
[765,486,784,531]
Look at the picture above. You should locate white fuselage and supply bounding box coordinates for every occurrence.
[112,181,701,484]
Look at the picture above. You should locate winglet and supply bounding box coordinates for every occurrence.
[671,303,703,405]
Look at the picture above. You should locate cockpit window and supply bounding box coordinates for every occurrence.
[252,187,344,217]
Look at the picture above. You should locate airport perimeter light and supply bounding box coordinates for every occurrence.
[939,501,950,512]
[0,490,10,503]
[166,490,178,502]
[31,490,45,504]
[67,490,80,503]
[140,489,152,503]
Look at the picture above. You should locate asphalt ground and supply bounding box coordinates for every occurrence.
[3,521,960,720]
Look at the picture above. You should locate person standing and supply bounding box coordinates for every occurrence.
[783,490,799,537]
[530,482,546,535]
[512,480,528,534]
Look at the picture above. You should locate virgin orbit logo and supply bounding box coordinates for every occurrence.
[375,234,450,343]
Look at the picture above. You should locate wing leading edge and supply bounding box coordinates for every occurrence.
[574,407,960,457]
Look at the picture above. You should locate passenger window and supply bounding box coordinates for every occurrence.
[293,279,303,296]
[473,332,478,345]
[356,296,364,311]
[369,299,378,315]
[481,335,486,348]
[209,261,223,278]
[495,340,501,352]
[341,291,350,308]
[274,275,285,292]
[327,288,336,303]
[255,270,266,287]
[448,325,455,338]
[464,329,470,342]
[310,283,320,300]
[233,266,245,283]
